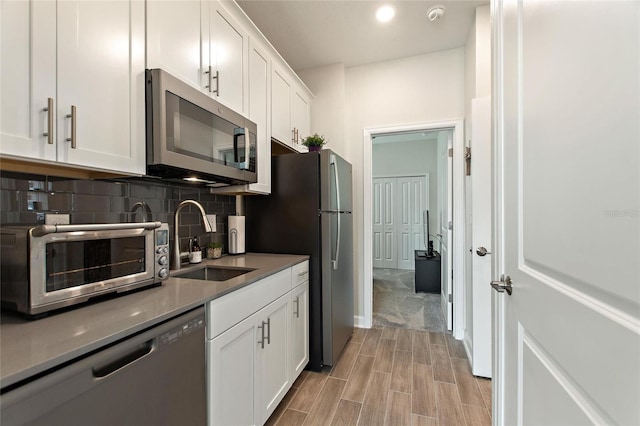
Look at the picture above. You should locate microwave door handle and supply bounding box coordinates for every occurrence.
[243,127,250,170]
[32,222,163,237]
[233,130,240,164]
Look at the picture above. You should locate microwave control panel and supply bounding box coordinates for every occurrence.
[155,224,170,281]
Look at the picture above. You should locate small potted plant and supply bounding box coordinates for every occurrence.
[302,133,326,152]
[207,242,223,259]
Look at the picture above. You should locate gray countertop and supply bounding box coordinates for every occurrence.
[0,253,308,389]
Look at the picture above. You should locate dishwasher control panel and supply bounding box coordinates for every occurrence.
[159,314,205,347]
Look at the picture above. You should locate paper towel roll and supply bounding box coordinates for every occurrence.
[228,215,245,254]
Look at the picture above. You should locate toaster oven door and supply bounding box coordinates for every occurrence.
[29,227,157,312]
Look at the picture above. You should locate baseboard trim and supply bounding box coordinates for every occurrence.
[463,334,473,364]
[354,315,368,328]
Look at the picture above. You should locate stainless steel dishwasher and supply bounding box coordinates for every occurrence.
[0,307,206,426]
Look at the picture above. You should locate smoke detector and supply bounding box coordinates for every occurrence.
[427,5,445,22]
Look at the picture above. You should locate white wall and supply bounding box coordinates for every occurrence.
[298,64,348,160]
[346,49,465,322]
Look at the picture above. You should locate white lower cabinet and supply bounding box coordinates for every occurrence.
[206,260,309,426]
[290,281,309,378]
[207,312,257,426]
[256,295,291,422]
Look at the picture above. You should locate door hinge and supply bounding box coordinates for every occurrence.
[465,147,471,176]
[448,148,453,158]
[448,293,453,303]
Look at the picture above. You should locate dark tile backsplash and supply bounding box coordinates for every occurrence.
[0,171,236,254]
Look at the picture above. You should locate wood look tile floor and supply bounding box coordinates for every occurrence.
[266,327,491,426]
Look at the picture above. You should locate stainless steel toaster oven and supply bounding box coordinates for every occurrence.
[0,222,170,317]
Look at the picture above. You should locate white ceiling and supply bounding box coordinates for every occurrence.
[237,0,487,71]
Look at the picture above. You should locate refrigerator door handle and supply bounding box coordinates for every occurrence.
[330,154,340,270]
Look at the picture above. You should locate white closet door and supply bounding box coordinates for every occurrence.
[372,178,385,268]
[372,177,397,269]
[410,176,429,253]
[397,176,428,270]
[396,178,413,270]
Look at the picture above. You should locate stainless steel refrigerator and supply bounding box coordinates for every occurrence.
[246,149,353,370]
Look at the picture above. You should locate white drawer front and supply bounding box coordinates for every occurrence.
[291,261,309,287]
[206,268,292,339]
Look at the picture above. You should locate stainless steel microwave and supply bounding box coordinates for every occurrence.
[145,69,257,186]
[0,222,170,317]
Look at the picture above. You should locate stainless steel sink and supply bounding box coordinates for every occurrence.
[175,266,255,282]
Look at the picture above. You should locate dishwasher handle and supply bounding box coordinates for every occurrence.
[92,340,153,378]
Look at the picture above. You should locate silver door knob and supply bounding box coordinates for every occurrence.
[490,275,513,295]
[476,246,491,256]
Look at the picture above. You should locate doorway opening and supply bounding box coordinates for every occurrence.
[371,130,450,331]
[363,119,465,339]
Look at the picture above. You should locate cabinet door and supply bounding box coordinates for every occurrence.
[256,294,291,424]
[292,88,310,152]
[247,39,271,193]
[290,281,309,378]
[0,0,56,161]
[56,0,145,174]
[208,314,257,426]
[146,0,205,90]
[209,2,247,113]
[271,66,293,147]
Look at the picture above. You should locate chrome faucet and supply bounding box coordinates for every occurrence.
[172,200,213,270]
[130,201,152,222]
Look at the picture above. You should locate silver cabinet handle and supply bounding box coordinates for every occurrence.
[66,105,76,149]
[204,66,212,92]
[257,321,266,349]
[295,128,299,144]
[297,271,308,277]
[292,128,296,144]
[265,317,271,345]
[212,70,219,96]
[43,98,53,144]
[294,296,300,318]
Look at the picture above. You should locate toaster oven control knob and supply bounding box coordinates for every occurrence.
[158,268,169,279]
[158,255,168,266]
[157,247,169,254]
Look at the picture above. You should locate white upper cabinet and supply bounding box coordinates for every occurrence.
[146,0,205,90]
[206,3,247,113]
[147,0,247,113]
[56,0,145,173]
[213,37,271,195]
[1,0,145,175]
[1,0,56,161]
[292,87,311,152]
[271,64,312,153]
[271,65,294,148]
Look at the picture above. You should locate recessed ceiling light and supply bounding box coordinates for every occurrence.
[376,5,395,23]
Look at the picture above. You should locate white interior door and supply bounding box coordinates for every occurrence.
[372,178,385,268]
[493,1,639,424]
[396,176,428,270]
[372,177,396,269]
[438,135,453,331]
[397,178,413,270]
[470,97,492,378]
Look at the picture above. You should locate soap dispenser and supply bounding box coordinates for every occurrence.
[189,237,202,263]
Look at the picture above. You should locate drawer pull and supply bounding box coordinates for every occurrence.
[297,271,308,277]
